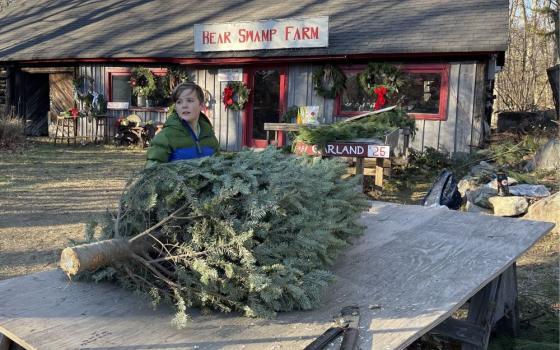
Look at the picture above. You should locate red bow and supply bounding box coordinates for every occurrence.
[373,86,388,110]
[223,86,234,107]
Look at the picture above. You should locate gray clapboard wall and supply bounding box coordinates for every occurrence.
[75,66,169,142]
[410,62,486,156]
[288,63,487,156]
[287,65,335,124]
[193,69,243,152]
[75,63,487,154]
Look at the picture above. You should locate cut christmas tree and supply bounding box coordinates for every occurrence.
[60,149,369,327]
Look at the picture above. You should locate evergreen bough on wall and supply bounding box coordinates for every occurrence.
[70,149,369,327]
[294,108,416,149]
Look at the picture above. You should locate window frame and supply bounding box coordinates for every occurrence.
[335,63,449,121]
[105,68,168,109]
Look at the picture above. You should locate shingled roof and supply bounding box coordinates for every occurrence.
[0,0,509,63]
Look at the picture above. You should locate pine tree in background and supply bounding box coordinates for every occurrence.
[74,149,369,327]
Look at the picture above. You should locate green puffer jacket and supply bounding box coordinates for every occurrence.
[145,112,220,167]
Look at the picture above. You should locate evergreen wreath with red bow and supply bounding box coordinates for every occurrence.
[222,82,250,111]
[358,63,407,110]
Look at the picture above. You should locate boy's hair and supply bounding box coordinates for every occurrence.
[171,82,205,104]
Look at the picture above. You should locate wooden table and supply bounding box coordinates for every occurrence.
[0,202,554,350]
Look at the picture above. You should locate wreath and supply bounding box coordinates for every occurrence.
[312,64,346,99]
[130,67,156,97]
[222,82,250,111]
[73,75,94,99]
[168,65,192,91]
[358,63,407,110]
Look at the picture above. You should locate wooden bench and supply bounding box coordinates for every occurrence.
[0,202,553,350]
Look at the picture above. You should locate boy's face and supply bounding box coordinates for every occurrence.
[176,88,203,125]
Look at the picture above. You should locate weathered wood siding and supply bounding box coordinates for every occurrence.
[49,73,73,117]
[288,63,487,156]
[287,65,335,123]
[74,66,169,142]
[410,62,487,156]
[72,63,487,154]
[193,69,243,152]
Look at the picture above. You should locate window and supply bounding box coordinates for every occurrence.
[400,64,449,120]
[106,68,169,108]
[339,68,376,113]
[336,64,449,120]
[110,74,132,103]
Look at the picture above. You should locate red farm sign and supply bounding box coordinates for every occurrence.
[194,17,329,52]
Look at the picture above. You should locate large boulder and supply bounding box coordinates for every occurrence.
[465,201,493,215]
[524,192,559,233]
[508,184,551,198]
[473,187,498,209]
[469,161,495,179]
[458,175,481,197]
[534,139,560,171]
[489,196,529,217]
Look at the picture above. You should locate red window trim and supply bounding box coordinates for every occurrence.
[105,68,168,102]
[335,64,449,121]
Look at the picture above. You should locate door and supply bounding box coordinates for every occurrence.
[245,67,287,148]
[23,72,50,136]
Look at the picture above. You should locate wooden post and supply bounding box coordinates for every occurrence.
[355,157,364,183]
[375,158,384,188]
[432,264,520,350]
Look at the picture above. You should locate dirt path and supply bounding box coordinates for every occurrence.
[0,141,145,280]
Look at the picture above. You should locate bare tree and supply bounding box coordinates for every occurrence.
[494,0,558,112]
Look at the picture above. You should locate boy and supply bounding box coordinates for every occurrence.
[146,82,219,167]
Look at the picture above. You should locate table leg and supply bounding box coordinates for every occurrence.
[0,333,11,350]
[375,158,384,188]
[432,263,520,350]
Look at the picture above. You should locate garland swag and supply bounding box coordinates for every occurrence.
[294,108,415,149]
[312,64,347,99]
[223,82,250,111]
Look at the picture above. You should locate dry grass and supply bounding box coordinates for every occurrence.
[0,139,145,280]
[0,113,25,150]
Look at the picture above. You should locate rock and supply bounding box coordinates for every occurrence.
[534,139,560,171]
[469,161,495,178]
[489,196,529,217]
[484,177,518,190]
[458,176,481,197]
[508,184,551,198]
[522,159,536,172]
[465,201,493,215]
[524,192,559,233]
[473,187,498,209]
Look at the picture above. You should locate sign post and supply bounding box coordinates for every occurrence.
[293,141,391,190]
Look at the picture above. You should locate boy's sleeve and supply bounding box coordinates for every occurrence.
[146,132,172,167]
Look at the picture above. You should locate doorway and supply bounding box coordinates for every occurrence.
[23,72,50,136]
[245,67,287,148]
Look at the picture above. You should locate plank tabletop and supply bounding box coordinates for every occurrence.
[0,202,554,350]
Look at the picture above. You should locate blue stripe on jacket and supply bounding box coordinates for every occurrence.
[169,146,216,162]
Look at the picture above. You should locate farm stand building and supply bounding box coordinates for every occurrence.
[0,0,508,154]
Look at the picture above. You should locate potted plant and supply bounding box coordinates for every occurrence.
[130,67,156,107]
